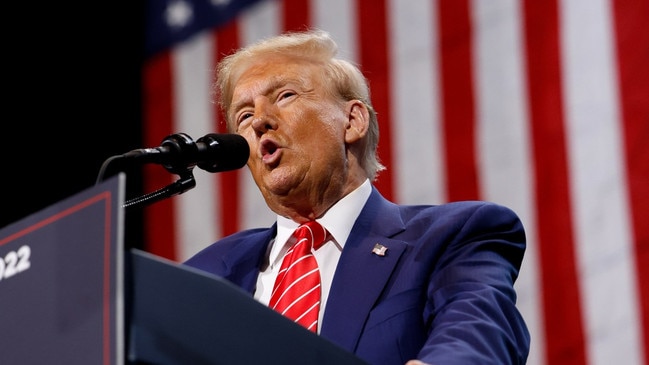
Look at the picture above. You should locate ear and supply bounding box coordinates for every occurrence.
[344,100,370,144]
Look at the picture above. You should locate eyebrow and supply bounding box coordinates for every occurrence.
[229,76,294,114]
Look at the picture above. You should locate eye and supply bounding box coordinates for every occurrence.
[236,111,254,127]
[278,90,296,102]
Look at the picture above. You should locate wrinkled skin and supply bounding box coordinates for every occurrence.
[228,55,370,223]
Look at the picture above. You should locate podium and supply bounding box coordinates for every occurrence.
[0,175,367,365]
[0,174,126,365]
[127,249,367,365]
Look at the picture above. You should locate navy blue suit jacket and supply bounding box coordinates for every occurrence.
[184,187,530,364]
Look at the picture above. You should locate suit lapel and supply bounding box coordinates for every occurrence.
[320,188,407,352]
[221,226,276,293]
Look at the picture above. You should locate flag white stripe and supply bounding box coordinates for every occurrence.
[560,0,642,364]
[312,0,358,63]
[174,33,220,260]
[472,2,543,364]
[389,0,445,205]
[240,0,280,45]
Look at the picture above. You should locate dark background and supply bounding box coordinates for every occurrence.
[2,3,147,247]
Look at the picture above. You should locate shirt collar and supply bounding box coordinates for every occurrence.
[270,179,372,264]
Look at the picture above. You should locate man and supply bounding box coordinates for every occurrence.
[184,29,530,364]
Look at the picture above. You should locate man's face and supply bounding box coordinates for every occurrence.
[228,55,350,211]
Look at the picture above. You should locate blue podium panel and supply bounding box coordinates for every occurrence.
[127,249,368,365]
[0,175,125,365]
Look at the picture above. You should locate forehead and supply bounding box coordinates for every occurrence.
[232,56,324,97]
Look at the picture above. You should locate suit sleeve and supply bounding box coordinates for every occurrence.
[418,202,530,364]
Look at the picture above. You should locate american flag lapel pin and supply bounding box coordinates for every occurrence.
[372,243,388,256]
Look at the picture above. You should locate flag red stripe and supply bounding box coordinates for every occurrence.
[283,0,310,31]
[214,21,244,236]
[523,1,586,364]
[357,0,395,200]
[438,0,480,201]
[612,0,649,360]
[142,52,178,260]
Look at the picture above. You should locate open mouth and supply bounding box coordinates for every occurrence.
[260,138,281,164]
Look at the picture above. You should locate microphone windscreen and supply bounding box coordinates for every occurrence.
[196,133,250,173]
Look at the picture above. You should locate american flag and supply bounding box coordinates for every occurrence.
[142,1,649,364]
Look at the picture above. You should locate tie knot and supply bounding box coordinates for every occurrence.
[293,221,328,250]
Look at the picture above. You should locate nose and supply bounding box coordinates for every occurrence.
[251,97,277,135]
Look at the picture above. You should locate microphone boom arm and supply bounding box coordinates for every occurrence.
[122,170,196,209]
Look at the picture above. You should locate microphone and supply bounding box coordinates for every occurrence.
[122,132,249,174]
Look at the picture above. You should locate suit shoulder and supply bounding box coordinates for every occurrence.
[401,200,519,219]
[184,227,271,264]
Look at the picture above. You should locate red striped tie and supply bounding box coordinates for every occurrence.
[269,221,327,332]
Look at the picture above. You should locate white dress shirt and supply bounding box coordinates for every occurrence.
[254,179,372,333]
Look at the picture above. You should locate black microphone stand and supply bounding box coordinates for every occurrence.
[96,153,197,210]
[122,170,196,209]
[96,132,248,210]
[96,133,210,209]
